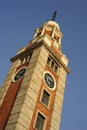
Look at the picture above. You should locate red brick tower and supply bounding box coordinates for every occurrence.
[0,20,70,130]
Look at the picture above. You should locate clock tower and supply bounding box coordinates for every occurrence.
[0,19,70,130]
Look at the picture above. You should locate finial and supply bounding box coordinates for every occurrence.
[52,11,57,21]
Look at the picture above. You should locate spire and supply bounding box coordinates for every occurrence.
[52,11,57,21]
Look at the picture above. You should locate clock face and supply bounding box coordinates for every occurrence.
[44,71,56,90]
[13,67,26,82]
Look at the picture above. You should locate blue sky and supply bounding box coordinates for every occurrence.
[0,0,87,130]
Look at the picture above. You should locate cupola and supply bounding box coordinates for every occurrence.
[31,20,63,52]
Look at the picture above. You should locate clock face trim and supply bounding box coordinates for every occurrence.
[12,66,27,82]
[43,71,56,90]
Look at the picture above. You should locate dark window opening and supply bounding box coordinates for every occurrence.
[35,113,45,130]
[51,61,55,69]
[47,56,59,74]
[41,90,50,106]
[47,57,51,65]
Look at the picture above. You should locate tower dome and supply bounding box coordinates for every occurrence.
[43,20,60,30]
[32,20,63,51]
